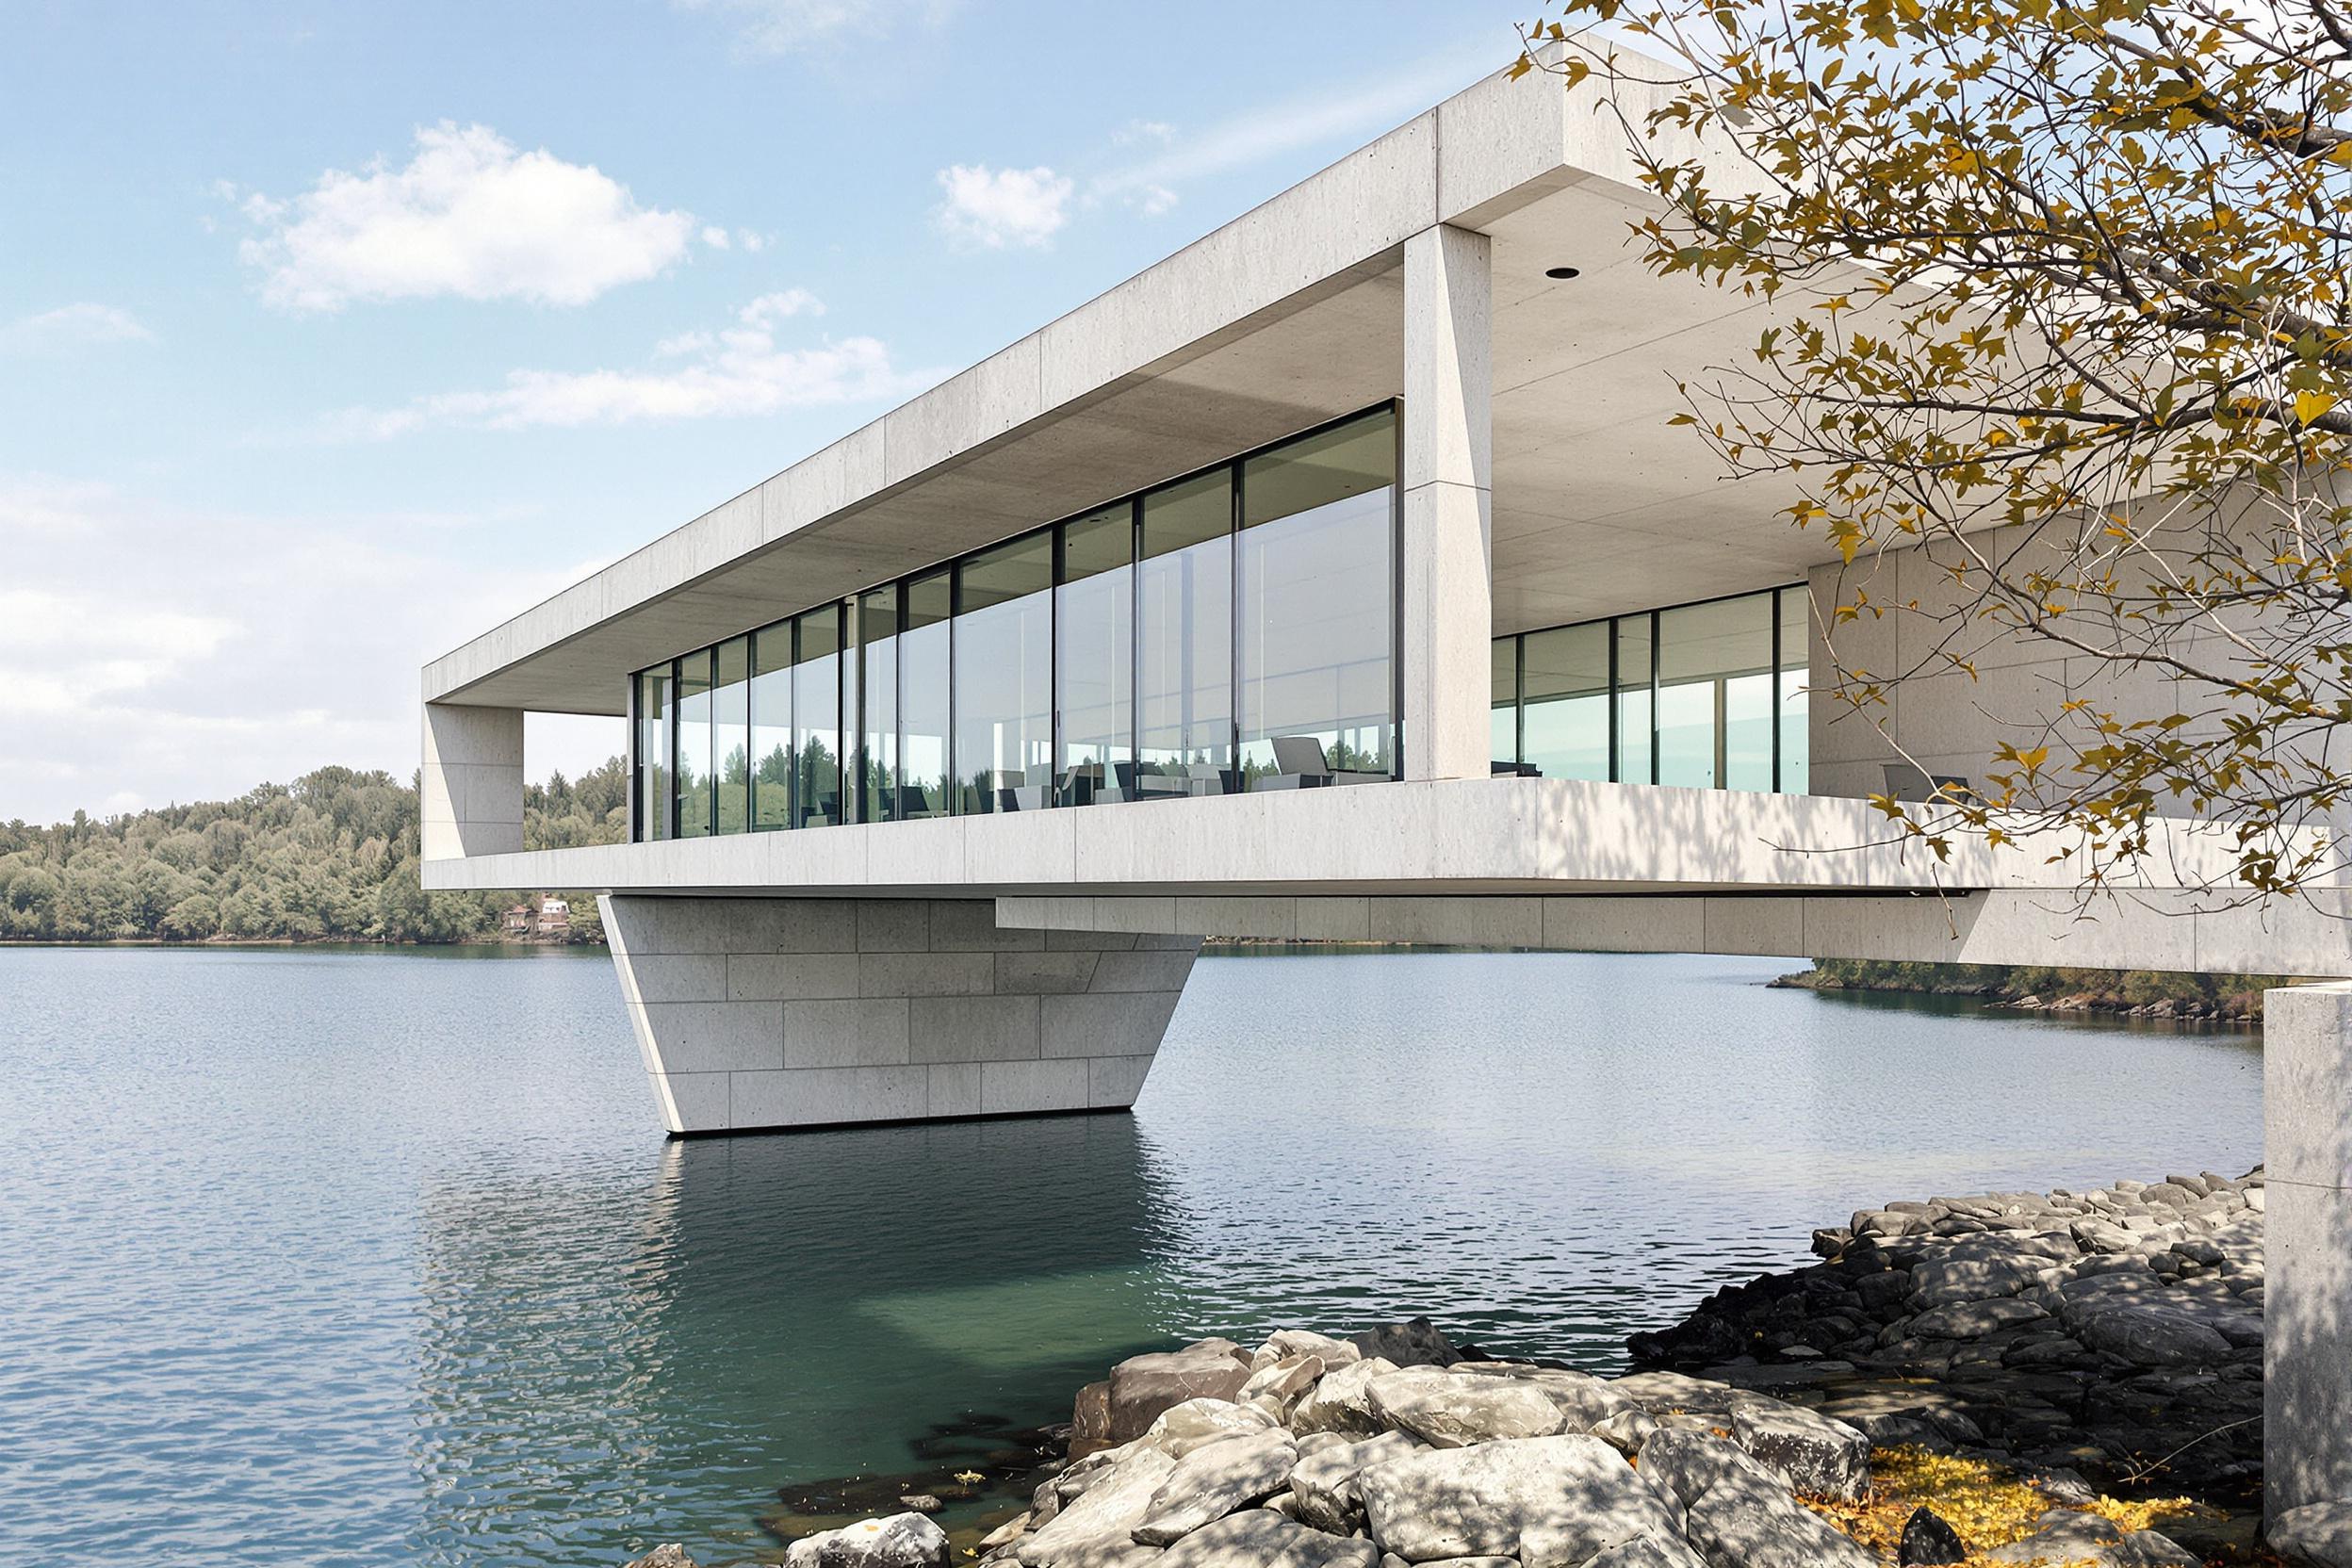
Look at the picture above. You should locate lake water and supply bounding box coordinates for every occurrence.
[0,944,2263,1565]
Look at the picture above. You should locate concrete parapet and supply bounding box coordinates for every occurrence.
[603,894,1199,1135]
[419,702,523,860]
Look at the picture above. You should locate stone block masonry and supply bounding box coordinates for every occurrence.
[600,894,1200,1135]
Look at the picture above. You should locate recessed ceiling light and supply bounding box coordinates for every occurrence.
[1545,266,1581,280]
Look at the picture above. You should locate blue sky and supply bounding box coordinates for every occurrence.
[1,0,1532,824]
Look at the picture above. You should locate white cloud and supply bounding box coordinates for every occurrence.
[1091,47,1494,214]
[934,164,1073,251]
[676,0,957,56]
[232,122,699,311]
[0,302,155,353]
[0,474,616,824]
[701,224,732,249]
[320,288,934,438]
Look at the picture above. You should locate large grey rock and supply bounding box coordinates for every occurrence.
[2272,1502,2352,1567]
[1640,1430,1875,1568]
[1355,1434,1684,1565]
[1367,1368,1565,1448]
[1240,1354,1325,1419]
[1584,1538,1707,1568]
[1102,1341,1253,1446]
[624,1549,697,1568]
[1016,1448,1179,1567]
[1982,1509,2121,1562]
[1132,1429,1298,1546]
[1908,1251,2046,1307]
[1293,1356,1402,1437]
[1909,1297,2050,1340]
[1730,1402,1871,1503]
[1521,1368,1640,1430]
[1351,1318,1463,1368]
[1140,1397,1277,1459]
[1263,1329,1362,1367]
[783,1511,949,1568]
[1290,1430,1423,1535]
[2073,1306,2232,1367]
[1155,1511,1378,1568]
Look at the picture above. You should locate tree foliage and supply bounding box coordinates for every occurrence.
[1519,0,2352,899]
[0,760,626,944]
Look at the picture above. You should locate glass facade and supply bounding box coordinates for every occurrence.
[627,405,1402,841]
[1490,584,1810,794]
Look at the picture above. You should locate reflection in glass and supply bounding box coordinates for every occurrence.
[1237,411,1395,788]
[955,532,1054,814]
[858,589,899,824]
[899,572,952,819]
[1523,622,1610,783]
[752,630,792,831]
[676,650,713,838]
[1057,507,1134,805]
[1616,617,1653,786]
[793,607,843,828]
[1491,638,1519,768]
[636,668,672,841]
[1779,587,1809,793]
[712,637,750,834]
[1658,596,1772,792]
[1138,472,1233,797]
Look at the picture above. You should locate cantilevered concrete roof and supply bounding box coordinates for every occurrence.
[424,50,1828,718]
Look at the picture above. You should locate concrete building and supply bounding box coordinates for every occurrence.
[419,57,2352,1518]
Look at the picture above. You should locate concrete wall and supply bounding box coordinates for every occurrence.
[2264,980,2352,1517]
[602,894,1200,1135]
[420,702,523,861]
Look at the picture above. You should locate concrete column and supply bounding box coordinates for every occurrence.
[2264,980,2352,1520]
[1401,222,1494,783]
[601,894,1200,1136]
[420,702,523,860]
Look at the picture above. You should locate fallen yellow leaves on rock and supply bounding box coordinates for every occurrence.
[1799,1445,2209,1563]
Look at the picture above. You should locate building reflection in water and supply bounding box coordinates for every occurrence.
[407,1114,1181,1566]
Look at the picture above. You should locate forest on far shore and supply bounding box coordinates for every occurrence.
[0,760,627,945]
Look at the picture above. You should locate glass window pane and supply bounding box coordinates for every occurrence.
[858,588,899,824]
[1658,595,1772,791]
[712,637,750,833]
[1238,412,1395,788]
[793,606,843,828]
[1057,506,1134,805]
[1491,638,1519,767]
[899,571,952,819]
[1138,471,1233,797]
[751,627,792,829]
[636,668,671,841]
[676,649,712,838]
[1616,617,1653,785]
[1778,586,1809,794]
[954,531,1054,815]
[1523,622,1611,783]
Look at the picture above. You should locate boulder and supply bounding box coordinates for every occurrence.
[1156,1511,1378,1567]
[1293,1356,1402,1437]
[1103,1341,1253,1446]
[1909,1297,2050,1340]
[1070,1380,1114,1457]
[1141,1397,1278,1458]
[1289,1430,1423,1535]
[1240,1354,1326,1420]
[2073,1306,2232,1367]
[624,1549,696,1568]
[1354,1434,1684,1565]
[1264,1329,1362,1367]
[2271,1501,2352,1568]
[1898,1507,1967,1565]
[1730,1402,1871,1503]
[783,1512,949,1568]
[1351,1317,1463,1368]
[1983,1508,2120,1563]
[1016,1447,1178,1567]
[1584,1538,1707,1568]
[1132,1429,1298,1546]
[1522,1368,1640,1431]
[1366,1368,1566,1448]
[1908,1251,2046,1308]
[1639,1430,1874,1568]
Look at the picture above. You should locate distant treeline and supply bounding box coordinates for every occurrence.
[1784,956,2290,1020]
[0,760,628,944]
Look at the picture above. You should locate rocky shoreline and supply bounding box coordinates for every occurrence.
[630,1168,2352,1568]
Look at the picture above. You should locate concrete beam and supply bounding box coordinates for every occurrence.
[2264,980,2352,1520]
[603,894,1200,1135]
[1402,222,1494,782]
[420,703,523,861]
